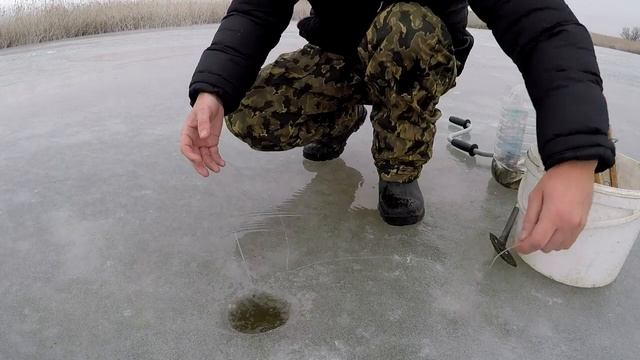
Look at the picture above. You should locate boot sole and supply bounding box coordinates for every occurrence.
[302,147,344,162]
[302,106,367,162]
[378,205,425,226]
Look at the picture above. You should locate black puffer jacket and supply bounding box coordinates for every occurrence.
[190,0,615,172]
[296,1,474,73]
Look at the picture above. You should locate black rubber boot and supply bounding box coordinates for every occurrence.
[303,105,367,161]
[378,180,425,226]
[302,142,346,162]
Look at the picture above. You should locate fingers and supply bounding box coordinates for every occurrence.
[196,103,221,139]
[519,188,543,242]
[516,216,556,255]
[180,117,202,164]
[201,146,222,173]
[544,211,585,252]
[197,102,226,166]
[516,202,586,254]
[542,228,581,253]
[210,146,226,167]
[180,133,201,163]
[559,228,582,250]
[182,142,210,177]
[514,163,594,254]
[516,209,584,254]
[180,113,209,177]
[209,110,226,166]
[192,155,210,177]
[180,101,228,177]
[197,110,211,139]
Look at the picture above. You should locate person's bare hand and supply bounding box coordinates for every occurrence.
[516,160,597,254]
[180,92,226,177]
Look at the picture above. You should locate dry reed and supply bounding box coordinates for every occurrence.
[0,0,311,49]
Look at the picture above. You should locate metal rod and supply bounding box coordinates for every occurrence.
[473,149,494,158]
[447,124,473,143]
[500,206,520,242]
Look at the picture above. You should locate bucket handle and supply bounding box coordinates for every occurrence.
[586,210,640,229]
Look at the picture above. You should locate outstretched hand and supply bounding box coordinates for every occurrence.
[516,160,597,254]
[180,92,226,177]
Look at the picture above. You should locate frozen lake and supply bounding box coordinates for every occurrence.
[1,26,639,359]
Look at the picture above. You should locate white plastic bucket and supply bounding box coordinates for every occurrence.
[514,147,640,288]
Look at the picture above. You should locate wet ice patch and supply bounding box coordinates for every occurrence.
[228,292,290,334]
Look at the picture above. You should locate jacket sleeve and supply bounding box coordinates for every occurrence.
[469,0,615,172]
[189,0,297,113]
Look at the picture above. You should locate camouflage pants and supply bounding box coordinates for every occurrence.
[227,2,458,182]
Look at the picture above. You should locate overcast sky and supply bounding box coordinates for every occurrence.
[1,0,638,36]
[565,0,639,36]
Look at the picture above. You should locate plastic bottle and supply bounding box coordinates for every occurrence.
[491,84,537,189]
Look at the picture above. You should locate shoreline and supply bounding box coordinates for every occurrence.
[0,1,638,55]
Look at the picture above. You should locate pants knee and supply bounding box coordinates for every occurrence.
[225,110,280,151]
[360,2,457,87]
[226,107,306,151]
[362,3,450,55]
[359,3,457,110]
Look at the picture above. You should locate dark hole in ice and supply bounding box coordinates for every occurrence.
[228,292,290,334]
